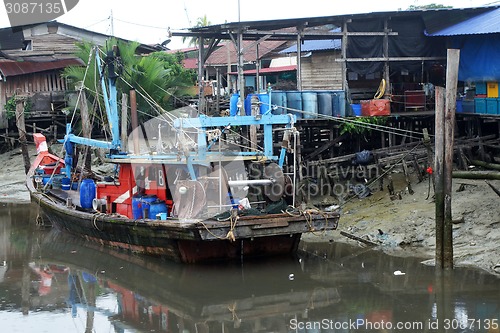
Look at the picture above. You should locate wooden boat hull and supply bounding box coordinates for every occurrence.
[30,188,338,263]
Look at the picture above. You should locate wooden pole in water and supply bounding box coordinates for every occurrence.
[434,86,445,270]
[443,49,460,270]
[15,93,31,174]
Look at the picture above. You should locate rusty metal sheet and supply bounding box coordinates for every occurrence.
[0,58,84,77]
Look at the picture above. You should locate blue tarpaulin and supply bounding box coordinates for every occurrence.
[427,7,500,81]
[452,35,500,81]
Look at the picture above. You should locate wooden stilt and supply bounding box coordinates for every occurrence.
[15,94,31,174]
[443,49,460,270]
[434,86,446,271]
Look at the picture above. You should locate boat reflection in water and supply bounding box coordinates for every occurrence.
[35,230,341,332]
[2,205,499,332]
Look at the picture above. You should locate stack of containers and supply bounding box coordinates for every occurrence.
[474,81,499,115]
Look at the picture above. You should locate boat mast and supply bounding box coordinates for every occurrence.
[96,47,121,151]
[65,47,120,152]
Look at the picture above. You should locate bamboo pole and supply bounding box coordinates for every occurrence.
[443,49,460,270]
[130,89,139,154]
[470,160,500,171]
[15,94,31,174]
[434,86,445,271]
[121,93,128,152]
[78,84,92,172]
[452,170,500,180]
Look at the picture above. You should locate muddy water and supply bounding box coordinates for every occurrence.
[0,203,499,333]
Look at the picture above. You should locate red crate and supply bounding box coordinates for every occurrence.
[361,99,390,116]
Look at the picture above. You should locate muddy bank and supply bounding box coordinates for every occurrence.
[0,145,34,203]
[2,143,499,275]
[303,170,500,276]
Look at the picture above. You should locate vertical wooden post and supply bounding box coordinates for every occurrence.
[78,84,92,172]
[255,44,260,93]
[250,95,258,151]
[443,49,460,270]
[15,94,31,174]
[383,19,391,99]
[434,86,445,270]
[130,89,140,154]
[215,68,221,115]
[121,92,128,152]
[237,29,246,116]
[198,36,205,114]
[296,26,302,91]
[341,20,348,92]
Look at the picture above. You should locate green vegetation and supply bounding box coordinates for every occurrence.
[4,94,32,119]
[182,15,212,47]
[340,116,387,135]
[63,38,195,122]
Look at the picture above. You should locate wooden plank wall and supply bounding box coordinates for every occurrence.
[4,33,79,59]
[0,70,68,129]
[301,52,343,91]
[2,71,68,96]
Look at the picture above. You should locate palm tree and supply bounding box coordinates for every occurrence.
[63,39,195,123]
[182,15,212,47]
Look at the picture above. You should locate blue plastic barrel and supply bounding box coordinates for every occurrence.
[149,200,168,219]
[80,179,96,209]
[331,91,347,117]
[132,195,143,219]
[317,91,333,116]
[271,90,287,115]
[286,91,303,119]
[244,94,257,116]
[61,177,71,190]
[258,93,270,114]
[133,195,158,219]
[229,93,240,116]
[42,175,52,185]
[302,91,318,119]
[141,195,158,219]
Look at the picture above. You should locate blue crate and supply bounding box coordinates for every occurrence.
[474,98,487,114]
[476,82,487,95]
[486,98,498,115]
[462,100,474,113]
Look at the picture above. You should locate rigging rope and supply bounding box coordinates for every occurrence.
[279,104,432,139]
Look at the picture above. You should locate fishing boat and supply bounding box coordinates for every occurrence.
[26,46,339,263]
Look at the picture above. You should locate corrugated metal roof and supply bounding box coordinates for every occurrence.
[428,7,500,36]
[280,38,341,53]
[182,58,197,69]
[205,40,287,65]
[279,28,341,53]
[0,58,84,77]
[229,65,297,75]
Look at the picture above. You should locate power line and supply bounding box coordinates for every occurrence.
[113,17,170,31]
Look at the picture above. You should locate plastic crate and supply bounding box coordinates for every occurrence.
[476,82,487,95]
[486,98,498,115]
[487,82,499,98]
[462,100,474,113]
[474,98,487,114]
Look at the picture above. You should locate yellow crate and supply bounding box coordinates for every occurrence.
[487,81,498,98]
